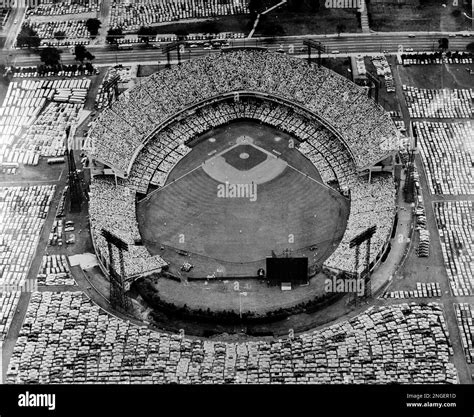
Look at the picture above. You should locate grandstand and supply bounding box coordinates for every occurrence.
[86,50,400,176]
[86,50,398,295]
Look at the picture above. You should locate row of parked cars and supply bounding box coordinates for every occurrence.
[5,293,458,384]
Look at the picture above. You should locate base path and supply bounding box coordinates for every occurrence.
[202,136,287,185]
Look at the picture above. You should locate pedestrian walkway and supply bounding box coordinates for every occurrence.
[360,0,370,33]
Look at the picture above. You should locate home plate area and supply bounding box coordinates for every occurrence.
[202,135,287,185]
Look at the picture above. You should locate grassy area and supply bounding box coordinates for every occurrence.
[398,62,474,90]
[255,9,361,36]
[150,15,252,35]
[148,8,359,37]
[367,0,472,32]
[137,64,160,77]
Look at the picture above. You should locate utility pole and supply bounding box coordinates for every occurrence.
[303,39,327,68]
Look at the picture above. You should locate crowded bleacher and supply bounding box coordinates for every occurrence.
[5,292,458,384]
[87,51,398,279]
[86,50,399,175]
[324,174,396,275]
[89,177,167,278]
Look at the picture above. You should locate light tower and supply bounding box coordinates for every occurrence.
[349,225,377,300]
[101,229,131,312]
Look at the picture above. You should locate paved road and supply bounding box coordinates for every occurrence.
[2,6,25,50]
[2,32,473,66]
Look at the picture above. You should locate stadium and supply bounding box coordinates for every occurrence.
[85,49,399,320]
[1,0,473,395]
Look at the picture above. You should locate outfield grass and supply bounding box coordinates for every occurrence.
[137,121,349,279]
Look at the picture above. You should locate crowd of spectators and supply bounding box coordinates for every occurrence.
[402,85,473,118]
[0,291,20,341]
[5,292,458,384]
[37,255,76,286]
[434,201,473,297]
[0,186,56,289]
[128,97,342,192]
[414,121,473,195]
[0,79,89,166]
[90,58,397,278]
[324,174,396,275]
[26,0,101,17]
[454,303,474,364]
[109,0,248,32]
[87,50,398,175]
[89,177,167,278]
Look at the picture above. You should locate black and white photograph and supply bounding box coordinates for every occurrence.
[0,0,472,414]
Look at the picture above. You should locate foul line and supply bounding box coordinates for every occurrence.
[286,162,351,201]
[140,164,203,203]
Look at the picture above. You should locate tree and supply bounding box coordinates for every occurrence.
[174,28,189,41]
[466,42,474,53]
[85,18,101,38]
[39,47,61,67]
[336,23,346,36]
[259,15,285,39]
[287,0,320,12]
[248,0,265,14]
[54,31,66,41]
[438,37,449,51]
[106,27,124,45]
[17,24,41,48]
[137,26,156,44]
[74,44,95,63]
[451,9,461,17]
[201,20,219,40]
